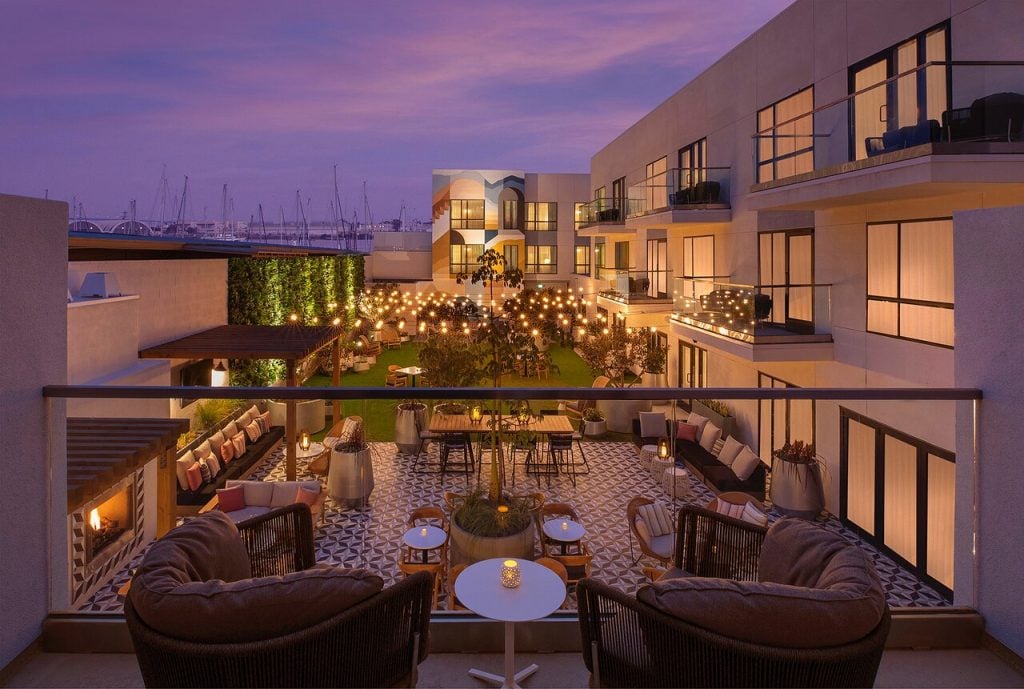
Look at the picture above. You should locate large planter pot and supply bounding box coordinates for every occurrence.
[597,398,653,433]
[449,518,535,564]
[770,459,825,519]
[642,372,667,388]
[394,402,427,454]
[583,419,607,438]
[327,445,374,508]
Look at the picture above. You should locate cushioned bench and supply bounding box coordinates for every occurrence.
[200,479,325,524]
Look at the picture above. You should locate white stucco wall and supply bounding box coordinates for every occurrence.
[953,203,1024,657]
[0,194,68,668]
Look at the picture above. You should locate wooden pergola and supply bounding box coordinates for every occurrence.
[140,324,345,480]
[67,417,189,536]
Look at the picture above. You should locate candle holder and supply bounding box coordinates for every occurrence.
[420,527,428,537]
[500,559,521,589]
[470,405,483,425]
[658,437,670,459]
[300,429,311,452]
[560,520,569,532]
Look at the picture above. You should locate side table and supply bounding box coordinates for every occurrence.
[662,466,691,501]
[650,455,674,482]
[638,444,658,470]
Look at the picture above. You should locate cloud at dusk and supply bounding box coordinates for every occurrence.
[0,0,793,222]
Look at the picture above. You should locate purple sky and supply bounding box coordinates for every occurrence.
[1,0,792,224]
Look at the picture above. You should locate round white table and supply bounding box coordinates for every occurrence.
[455,558,565,689]
[295,441,326,460]
[402,525,446,563]
[639,444,658,470]
[542,519,586,554]
[396,365,426,387]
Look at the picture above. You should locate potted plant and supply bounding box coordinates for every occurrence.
[770,440,826,519]
[327,439,374,509]
[394,400,427,455]
[449,490,536,562]
[582,407,607,437]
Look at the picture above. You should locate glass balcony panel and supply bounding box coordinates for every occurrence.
[626,167,730,218]
[601,268,673,303]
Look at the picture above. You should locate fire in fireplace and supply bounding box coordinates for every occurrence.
[86,487,134,563]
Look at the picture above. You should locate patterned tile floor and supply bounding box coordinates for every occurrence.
[80,440,948,612]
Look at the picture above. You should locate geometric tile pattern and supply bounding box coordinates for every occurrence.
[79,440,948,612]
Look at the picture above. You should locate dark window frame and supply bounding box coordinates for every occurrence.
[450,199,485,230]
[756,86,815,183]
[525,202,558,232]
[525,245,557,274]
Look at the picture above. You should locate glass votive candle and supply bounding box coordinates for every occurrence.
[420,527,428,537]
[500,559,521,588]
[560,520,569,531]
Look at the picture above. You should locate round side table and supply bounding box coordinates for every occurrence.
[650,455,674,482]
[662,466,691,501]
[639,444,658,470]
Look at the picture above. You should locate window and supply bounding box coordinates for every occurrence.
[676,341,707,410]
[574,202,586,231]
[526,245,556,273]
[678,138,707,190]
[449,243,483,274]
[450,199,484,230]
[611,177,625,221]
[646,238,668,298]
[574,245,590,275]
[644,156,668,213]
[850,24,948,160]
[840,408,954,598]
[758,373,814,462]
[614,241,630,270]
[867,219,953,347]
[682,235,715,303]
[756,87,814,183]
[502,200,520,230]
[503,244,519,272]
[525,202,557,231]
[594,241,606,279]
[758,229,814,332]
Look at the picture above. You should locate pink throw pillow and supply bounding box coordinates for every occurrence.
[296,486,320,507]
[185,462,203,491]
[217,485,246,512]
[676,422,698,442]
[220,440,235,464]
[258,411,272,433]
[231,431,246,457]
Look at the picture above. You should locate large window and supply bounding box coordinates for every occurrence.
[449,243,483,274]
[525,202,557,231]
[574,245,590,275]
[574,202,586,231]
[678,138,707,189]
[502,200,520,230]
[645,156,668,213]
[450,199,484,230]
[840,409,954,598]
[756,87,814,183]
[594,241,606,279]
[759,229,814,332]
[614,241,630,270]
[526,245,556,273]
[646,238,668,298]
[503,244,519,272]
[867,219,953,347]
[682,235,715,303]
[758,373,815,462]
[850,24,948,160]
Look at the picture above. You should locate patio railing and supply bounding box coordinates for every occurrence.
[626,167,731,218]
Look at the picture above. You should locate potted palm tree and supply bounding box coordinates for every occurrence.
[770,440,826,519]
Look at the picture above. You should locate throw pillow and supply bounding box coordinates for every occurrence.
[207,430,227,456]
[237,411,252,428]
[296,486,320,507]
[639,412,667,439]
[185,462,203,491]
[219,440,235,464]
[231,431,246,457]
[717,436,745,467]
[205,453,222,479]
[699,423,722,452]
[194,440,213,461]
[198,458,212,484]
[245,404,261,421]
[270,483,299,508]
[176,452,196,491]
[741,501,769,527]
[634,517,652,544]
[712,438,725,456]
[222,421,239,439]
[638,502,674,537]
[258,411,272,433]
[675,422,698,442]
[686,412,709,440]
[217,486,246,512]
[731,445,761,481]
[338,417,362,444]
[244,420,262,443]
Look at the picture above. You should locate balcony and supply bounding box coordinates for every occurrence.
[625,167,731,227]
[596,268,673,305]
[749,61,1024,210]
[670,278,833,361]
[576,197,627,234]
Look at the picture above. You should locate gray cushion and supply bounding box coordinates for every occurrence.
[639,412,667,439]
[222,505,271,523]
[648,533,674,560]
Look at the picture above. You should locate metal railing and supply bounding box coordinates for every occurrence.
[578,197,625,227]
[752,61,1024,184]
[626,167,731,218]
[599,268,674,302]
[672,277,832,341]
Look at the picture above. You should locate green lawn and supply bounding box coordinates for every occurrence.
[304,342,595,442]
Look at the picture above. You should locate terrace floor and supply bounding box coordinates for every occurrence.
[81,438,948,613]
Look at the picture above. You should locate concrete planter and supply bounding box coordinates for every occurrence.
[583,419,607,437]
[449,518,535,564]
[394,402,427,454]
[770,459,825,519]
[597,397,653,433]
[327,445,374,508]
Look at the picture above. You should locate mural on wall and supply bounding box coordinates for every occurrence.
[432,169,525,278]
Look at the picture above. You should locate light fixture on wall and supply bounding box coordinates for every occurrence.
[211,361,228,387]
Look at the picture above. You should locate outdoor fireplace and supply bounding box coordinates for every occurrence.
[85,486,134,563]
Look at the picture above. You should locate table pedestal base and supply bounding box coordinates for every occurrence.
[467,621,539,689]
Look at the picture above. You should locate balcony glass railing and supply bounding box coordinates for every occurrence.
[599,268,674,302]
[752,61,1024,184]
[578,197,625,227]
[671,277,831,342]
[626,167,731,218]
